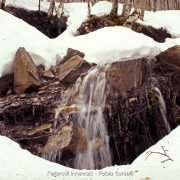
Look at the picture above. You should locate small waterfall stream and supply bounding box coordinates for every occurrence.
[154,87,171,134]
[74,67,112,169]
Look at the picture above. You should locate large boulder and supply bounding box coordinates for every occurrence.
[13,47,41,94]
[58,55,92,84]
[157,46,180,71]
[106,59,144,94]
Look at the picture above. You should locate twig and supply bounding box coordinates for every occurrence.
[145,146,173,163]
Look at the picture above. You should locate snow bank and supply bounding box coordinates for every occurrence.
[91,1,123,16]
[1,1,180,78]
[0,8,161,78]
[6,0,50,11]
[132,126,180,180]
[63,26,161,64]
[0,9,62,77]
[138,10,180,38]
[60,3,88,38]
[0,126,180,180]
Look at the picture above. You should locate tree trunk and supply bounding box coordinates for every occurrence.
[110,0,119,19]
[47,0,55,17]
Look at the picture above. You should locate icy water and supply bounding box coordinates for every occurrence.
[154,87,171,134]
[74,67,112,169]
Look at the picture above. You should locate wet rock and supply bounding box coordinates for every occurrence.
[157,46,180,71]
[77,128,87,152]
[58,55,92,84]
[105,57,180,165]
[42,124,73,159]
[106,59,144,94]
[27,124,52,137]
[0,74,13,97]
[13,47,41,94]
[55,104,79,119]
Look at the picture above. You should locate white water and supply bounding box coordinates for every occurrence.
[74,67,112,169]
[154,87,171,134]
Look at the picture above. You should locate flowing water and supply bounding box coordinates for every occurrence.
[74,67,112,169]
[154,87,171,134]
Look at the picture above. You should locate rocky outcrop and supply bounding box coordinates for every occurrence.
[13,47,41,94]
[0,46,180,169]
[157,45,180,70]
[58,55,92,84]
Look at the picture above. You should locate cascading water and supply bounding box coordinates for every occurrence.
[154,87,171,134]
[74,67,112,169]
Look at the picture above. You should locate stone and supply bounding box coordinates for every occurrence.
[55,104,79,119]
[42,70,55,79]
[27,124,52,137]
[77,128,87,152]
[0,74,14,97]
[13,47,41,94]
[58,55,92,84]
[63,48,85,62]
[157,46,180,71]
[42,125,73,157]
[106,59,143,94]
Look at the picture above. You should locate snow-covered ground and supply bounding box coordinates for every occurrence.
[0,126,180,180]
[1,1,180,77]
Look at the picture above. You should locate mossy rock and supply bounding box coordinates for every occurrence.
[78,14,129,35]
[148,89,159,106]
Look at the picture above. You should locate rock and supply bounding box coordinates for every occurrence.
[58,55,92,84]
[0,74,14,97]
[93,138,103,152]
[42,70,55,79]
[13,47,41,94]
[131,23,171,43]
[78,15,171,42]
[55,104,79,119]
[78,128,87,152]
[157,46,180,71]
[27,123,52,137]
[106,59,143,94]
[63,48,85,63]
[42,124,73,158]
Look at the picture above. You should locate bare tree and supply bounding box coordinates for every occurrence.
[110,0,119,18]
[47,0,64,18]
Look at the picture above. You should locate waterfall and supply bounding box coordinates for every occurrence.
[74,67,112,169]
[154,87,171,134]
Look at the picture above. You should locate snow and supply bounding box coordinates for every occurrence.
[0,9,63,77]
[91,1,123,16]
[138,10,180,38]
[62,26,161,64]
[0,126,180,180]
[0,0,179,78]
[132,126,180,180]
